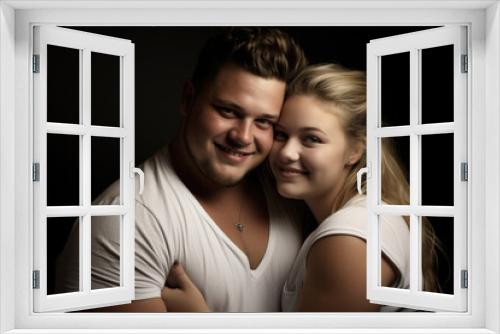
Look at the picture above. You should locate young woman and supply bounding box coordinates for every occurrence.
[270,63,440,312]
[162,64,440,312]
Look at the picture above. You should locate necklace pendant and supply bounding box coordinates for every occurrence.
[235,223,245,232]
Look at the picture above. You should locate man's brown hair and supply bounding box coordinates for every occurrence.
[191,27,307,90]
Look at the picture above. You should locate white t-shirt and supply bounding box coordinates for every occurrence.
[56,148,303,312]
[281,195,410,312]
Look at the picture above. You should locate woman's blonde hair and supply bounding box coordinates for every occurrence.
[286,63,442,292]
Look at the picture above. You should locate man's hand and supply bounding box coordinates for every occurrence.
[161,262,210,312]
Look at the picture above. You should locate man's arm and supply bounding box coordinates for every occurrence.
[89,201,173,312]
[88,298,167,312]
[91,262,212,313]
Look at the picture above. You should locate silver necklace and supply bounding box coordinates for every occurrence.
[234,200,244,232]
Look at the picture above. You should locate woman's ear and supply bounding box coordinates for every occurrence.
[346,142,364,166]
[180,80,195,117]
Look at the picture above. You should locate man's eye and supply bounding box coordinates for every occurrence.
[216,106,236,117]
[274,131,288,141]
[256,119,273,129]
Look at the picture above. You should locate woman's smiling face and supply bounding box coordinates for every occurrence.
[270,94,358,203]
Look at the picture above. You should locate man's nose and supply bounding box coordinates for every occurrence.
[228,121,253,147]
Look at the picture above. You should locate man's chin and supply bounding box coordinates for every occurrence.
[212,173,246,187]
[207,166,251,187]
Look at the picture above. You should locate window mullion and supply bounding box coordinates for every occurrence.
[409,48,421,294]
[365,46,380,297]
[119,55,125,288]
[81,48,92,294]
[374,205,454,216]
[121,44,135,295]
[453,26,468,303]
[33,31,47,305]
[374,122,455,137]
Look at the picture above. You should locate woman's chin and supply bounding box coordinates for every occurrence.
[276,184,306,200]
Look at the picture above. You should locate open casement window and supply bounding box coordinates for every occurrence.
[32,26,138,312]
[365,26,467,312]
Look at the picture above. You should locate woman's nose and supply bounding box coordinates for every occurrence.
[279,139,300,162]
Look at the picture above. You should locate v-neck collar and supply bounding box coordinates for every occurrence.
[162,150,275,279]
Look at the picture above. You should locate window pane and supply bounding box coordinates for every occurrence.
[91,52,120,127]
[380,137,410,205]
[91,137,121,204]
[47,134,80,206]
[380,215,410,290]
[51,217,80,295]
[421,133,454,206]
[91,216,121,290]
[47,45,80,124]
[421,216,454,294]
[421,45,454,124]
[380,52,410,127]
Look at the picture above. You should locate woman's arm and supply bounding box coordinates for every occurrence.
[295,235,396,312]
[161,262,210,312]
[96,263,209,313]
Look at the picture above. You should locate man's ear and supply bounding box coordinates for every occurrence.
[346,142,364,166]
[180,80,195,117]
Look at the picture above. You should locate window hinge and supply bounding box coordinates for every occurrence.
[32,55,40,73]
[461,270,468,289]
[33,163,40,182]
[32,270,40,289]
[461,54,468,73]
[461,162,468,181]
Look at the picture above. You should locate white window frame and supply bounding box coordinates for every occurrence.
[32,26,136,312]
[0,1,498,333]
[365,26,468,312]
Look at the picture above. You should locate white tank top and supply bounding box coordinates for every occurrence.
[281,195,410,312]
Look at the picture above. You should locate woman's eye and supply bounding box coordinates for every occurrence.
[304,135,322,144]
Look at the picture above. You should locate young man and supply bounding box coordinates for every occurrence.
[56,27,307,312]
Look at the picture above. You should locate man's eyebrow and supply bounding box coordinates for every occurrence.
[212,98,243,112]
[213,98,278,120]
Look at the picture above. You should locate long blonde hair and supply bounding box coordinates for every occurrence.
[286,64,441,292]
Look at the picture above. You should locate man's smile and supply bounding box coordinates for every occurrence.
[214,142,255,158]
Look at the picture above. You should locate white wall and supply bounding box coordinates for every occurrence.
[485,2,500,332]
[0,2,16,333]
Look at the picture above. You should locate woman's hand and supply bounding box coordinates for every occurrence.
[161,262,210,312]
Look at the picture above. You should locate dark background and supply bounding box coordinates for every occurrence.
[46,26,455,299]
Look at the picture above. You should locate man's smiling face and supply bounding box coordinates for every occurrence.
[183,63,286,186]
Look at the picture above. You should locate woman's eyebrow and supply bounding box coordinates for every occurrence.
[299,127,328,135]
[259,114,279,121]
